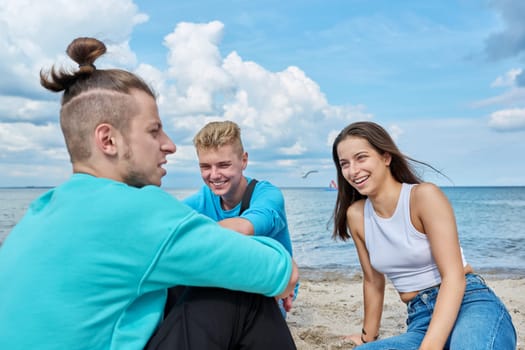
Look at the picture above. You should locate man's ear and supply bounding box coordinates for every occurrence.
[242,151,248,170]
[94,123,118,156]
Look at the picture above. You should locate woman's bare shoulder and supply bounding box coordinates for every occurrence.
[411,182,443,200]
[346,199,366,236]
[347,198,365,217]
[411,182,450,212]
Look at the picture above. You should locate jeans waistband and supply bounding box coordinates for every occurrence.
[408,273,486,308]
[465,272,486,285]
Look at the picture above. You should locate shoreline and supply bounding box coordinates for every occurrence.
[288,271,524,349]
[298,265,525,282]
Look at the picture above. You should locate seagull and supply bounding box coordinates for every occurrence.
[301,170,319,179]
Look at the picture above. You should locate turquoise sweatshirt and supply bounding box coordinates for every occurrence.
[0,174,292,349]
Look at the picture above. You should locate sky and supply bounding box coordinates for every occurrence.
[0,0,524,188]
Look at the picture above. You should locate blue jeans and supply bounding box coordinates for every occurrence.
[357,274,517,349]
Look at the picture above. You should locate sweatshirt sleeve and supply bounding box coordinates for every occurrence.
[141,190,292,297]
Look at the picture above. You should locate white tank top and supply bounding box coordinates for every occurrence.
[364,183,467,292]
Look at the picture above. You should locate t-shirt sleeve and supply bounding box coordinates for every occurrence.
[241,182,287,238]
[182,190,202,211]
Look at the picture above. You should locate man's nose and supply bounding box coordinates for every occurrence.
[210,166,220,177]
[162,132,176,154]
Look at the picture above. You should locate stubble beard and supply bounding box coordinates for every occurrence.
[122,146,151,188]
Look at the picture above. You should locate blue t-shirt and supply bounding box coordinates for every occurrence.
[184,178,293,255]
[0,174,292,350]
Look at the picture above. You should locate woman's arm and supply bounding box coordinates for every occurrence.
[412,183,466,350]
[346,200,385,345]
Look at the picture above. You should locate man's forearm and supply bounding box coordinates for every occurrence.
[219,217,254,235]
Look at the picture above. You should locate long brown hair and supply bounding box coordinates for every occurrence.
[40,37,156,162]
[331,121,441,241]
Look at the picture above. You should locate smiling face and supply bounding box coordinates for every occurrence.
[336,135,391,197]
[197,143,247,205]
[118,90,176,187]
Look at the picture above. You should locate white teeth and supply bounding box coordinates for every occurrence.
[353,176,368,184]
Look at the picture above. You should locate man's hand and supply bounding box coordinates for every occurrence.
[281,294,294,312]
[277,260,299,300]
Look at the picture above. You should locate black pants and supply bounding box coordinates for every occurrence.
[145,287,297,350]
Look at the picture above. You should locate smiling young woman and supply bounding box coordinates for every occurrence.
[331,121,516,349]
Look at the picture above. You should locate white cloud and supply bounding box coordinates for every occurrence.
[134,63,166,100]
[488,108,525,131]
[105,40,140,68]
[0,0,147,98]
[472,86,525,108]
[3,2,522,187]
[276,159,298,167]
[1,0,147,52]
[0,96,58,123]
[165,21,228,80]
[0,122,64,153]
[153,20,369,163]
[0,0,150,186]
[279,142,307,156]
[326,130,340,148]
[491,68,523,87]
[0,162,70,186]
[0,8,371,186]
[388,124,404,142]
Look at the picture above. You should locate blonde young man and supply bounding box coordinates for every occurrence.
[183,121,297,315]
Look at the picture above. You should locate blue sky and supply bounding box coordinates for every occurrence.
[0,0,524,188]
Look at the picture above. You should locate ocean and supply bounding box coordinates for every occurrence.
[1,186,524,278]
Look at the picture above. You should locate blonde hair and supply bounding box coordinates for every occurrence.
[193,121,244,156]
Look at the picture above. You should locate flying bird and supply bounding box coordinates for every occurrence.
[301,170,319,179]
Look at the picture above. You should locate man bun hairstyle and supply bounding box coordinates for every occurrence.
[39,37,156,163]
[40,37,105,95]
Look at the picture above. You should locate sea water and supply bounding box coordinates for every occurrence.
[1,186,524,278]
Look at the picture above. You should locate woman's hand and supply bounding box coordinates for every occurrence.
[343,333,363,346]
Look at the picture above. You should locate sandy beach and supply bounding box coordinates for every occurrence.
[287,271,524,349]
